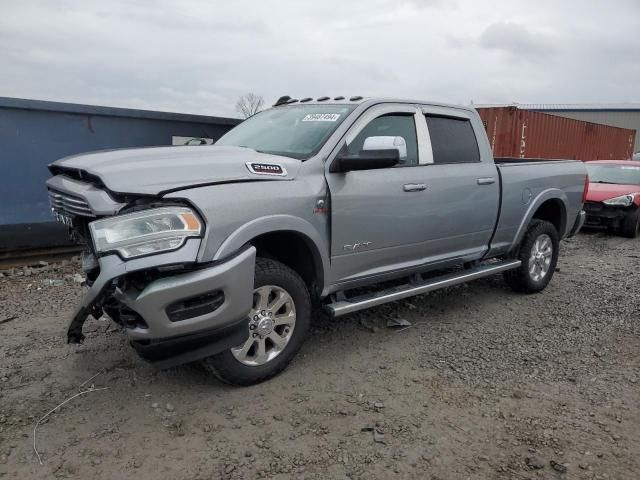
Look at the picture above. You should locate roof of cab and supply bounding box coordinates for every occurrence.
[272,96,476,113]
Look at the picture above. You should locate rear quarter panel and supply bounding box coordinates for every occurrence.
[490,160,586,255]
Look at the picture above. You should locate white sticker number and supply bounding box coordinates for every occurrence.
[302,113,341,122]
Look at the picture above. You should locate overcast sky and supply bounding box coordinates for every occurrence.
[1,0,639,118]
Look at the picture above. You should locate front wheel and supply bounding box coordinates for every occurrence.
[621,209,640,238]
[202,258,311,386]
[503,219,559,293]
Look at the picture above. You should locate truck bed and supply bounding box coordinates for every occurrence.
[488,158,586,255]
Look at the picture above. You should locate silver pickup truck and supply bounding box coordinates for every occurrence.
[46,97,587,385]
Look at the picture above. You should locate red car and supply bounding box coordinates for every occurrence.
[584,160,640,237]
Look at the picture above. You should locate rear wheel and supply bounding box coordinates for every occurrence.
[202,258,311,386]
[504,219,559,293]
[621,209,640,238]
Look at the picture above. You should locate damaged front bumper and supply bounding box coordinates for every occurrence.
[68,240,255,368]
[584,202,634,229]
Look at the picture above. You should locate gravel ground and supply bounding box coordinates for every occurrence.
[1,231,638,479]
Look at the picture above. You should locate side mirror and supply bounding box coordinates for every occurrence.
[330,135,404,173]
[362,136,407,161]
[331,148,400,173]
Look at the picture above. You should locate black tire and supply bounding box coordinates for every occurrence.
[621,209,640,238]
[202,258,311,386]
[503,219,559,293]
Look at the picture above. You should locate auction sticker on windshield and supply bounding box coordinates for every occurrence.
[302,113,341,122]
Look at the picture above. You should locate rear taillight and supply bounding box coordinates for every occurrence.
[582,174,589,203]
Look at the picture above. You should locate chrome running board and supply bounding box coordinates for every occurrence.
[325,260,521,318]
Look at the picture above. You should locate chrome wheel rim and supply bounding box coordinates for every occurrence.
[231,285,296,366]
[529,234,553,282]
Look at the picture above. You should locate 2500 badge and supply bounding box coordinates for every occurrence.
[246,162,287,176]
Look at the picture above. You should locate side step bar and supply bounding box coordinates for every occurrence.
[325,260,521,318]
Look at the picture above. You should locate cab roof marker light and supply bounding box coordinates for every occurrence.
[273,95,291,107]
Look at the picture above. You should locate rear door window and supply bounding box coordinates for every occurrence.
[425,116,480,164]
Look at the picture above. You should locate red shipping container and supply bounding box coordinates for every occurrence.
[476,107,636,161]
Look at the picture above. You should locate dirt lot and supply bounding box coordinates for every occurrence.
[1,231,638,480]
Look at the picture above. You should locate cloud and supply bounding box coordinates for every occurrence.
[479,22,556,60]
[0,0,638,116]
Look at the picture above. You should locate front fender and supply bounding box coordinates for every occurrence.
[213,214,330,289]
[510,188,569,251]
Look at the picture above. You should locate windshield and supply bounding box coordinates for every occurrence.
[586,164,640,185]
[216,104,356,159]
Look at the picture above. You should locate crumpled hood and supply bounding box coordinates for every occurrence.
[587,182,640,203]
[50,145,301,195]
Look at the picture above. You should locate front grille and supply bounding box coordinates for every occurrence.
[48,189,95,217]
[583,201,603,213]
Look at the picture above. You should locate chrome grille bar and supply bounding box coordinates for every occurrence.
[48,189,95,217]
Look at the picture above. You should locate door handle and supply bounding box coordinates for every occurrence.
[403,183,427,192]
[477,177,496,185]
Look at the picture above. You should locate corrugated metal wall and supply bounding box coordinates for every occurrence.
[476,107,636,160]
[0,97,241,251]
[533,109,640,153]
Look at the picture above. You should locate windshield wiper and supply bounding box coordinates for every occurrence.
[591,181,618,184]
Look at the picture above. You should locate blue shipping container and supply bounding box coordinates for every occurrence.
[0,97,241,251]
